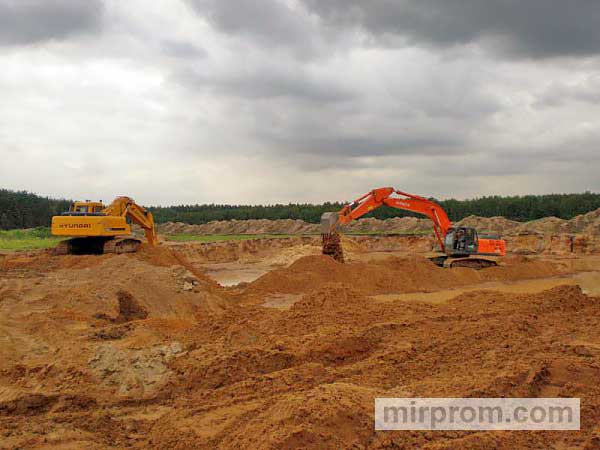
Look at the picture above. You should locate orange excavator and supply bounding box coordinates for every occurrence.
[321,187,506,268]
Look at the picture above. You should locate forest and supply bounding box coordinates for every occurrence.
[1,188,600,230]
[0,189,71,230]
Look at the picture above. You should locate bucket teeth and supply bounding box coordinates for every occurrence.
[322,232,344,263]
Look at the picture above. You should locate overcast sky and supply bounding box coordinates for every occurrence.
[1,0,599,205]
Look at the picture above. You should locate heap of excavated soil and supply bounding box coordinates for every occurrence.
[0,245,236,408]
[1,243,599,449]
[145,284,600,449]
[243,254,562,297]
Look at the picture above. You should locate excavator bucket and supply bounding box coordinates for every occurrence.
[322,231,344,263]
[320,212,340,234]
[321,212,344,262]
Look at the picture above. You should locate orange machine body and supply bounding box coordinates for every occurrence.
[321,187,506,266]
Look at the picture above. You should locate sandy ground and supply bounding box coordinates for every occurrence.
[1,236,600,449]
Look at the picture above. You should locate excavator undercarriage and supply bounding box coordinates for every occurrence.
[53,236,143,255]
[322,238,497,269]
[427,254,499,269]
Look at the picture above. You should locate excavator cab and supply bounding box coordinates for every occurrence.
[444,227,479,256]
[64,201,105,216]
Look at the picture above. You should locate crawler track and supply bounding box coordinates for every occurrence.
[53,237,142,255]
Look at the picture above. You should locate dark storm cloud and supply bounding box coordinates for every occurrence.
[301,0,600,58]
[186,0,320,57]
[2,1,598,203]
[0,0,104,46]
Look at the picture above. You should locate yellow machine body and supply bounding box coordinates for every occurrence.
[50,197,158,254]
[52,214,132,238]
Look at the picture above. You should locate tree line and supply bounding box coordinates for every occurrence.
[148,191,600,224]
[0,189,71,230]
[1,188,600,230]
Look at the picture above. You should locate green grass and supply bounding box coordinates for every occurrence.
[0,227,64,251]
[0,227,432,251]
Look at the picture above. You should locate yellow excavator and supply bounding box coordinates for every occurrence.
[51,196,158,255]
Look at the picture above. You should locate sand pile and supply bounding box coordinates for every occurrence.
[140,284,600,449]
[1,241,599,449]
[243,255,459,297]
[243,254,562,298]
[1,246,229,317]
[0,247,233,401]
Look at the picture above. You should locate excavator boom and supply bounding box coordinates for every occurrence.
[102,197,158,247]
[323,187,451,251]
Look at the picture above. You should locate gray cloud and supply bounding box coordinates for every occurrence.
[176,66,353,102]
[535,75,600,108]
[160,39,207,59]
[301,0,600,58]
[186,0,322,58]
[0,0,599,204]
[0,0,104,46]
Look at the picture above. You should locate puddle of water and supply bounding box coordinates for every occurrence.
[204,263,270,286]
[573,271,600,296]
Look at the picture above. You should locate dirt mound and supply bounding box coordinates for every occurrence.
[244,254,562,298]
[290,283,371,313]
[135,243,184,266]
[83,255,231,320]
[222,382,376,449]
[2,251,114,272]
[114,290,149,322]
[143,283,600,449]
[482,255,560,281]
[2,232,600,448]
[244,255,448,296]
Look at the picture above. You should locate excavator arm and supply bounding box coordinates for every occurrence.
[322,187,452,251]
[102,197,158,246]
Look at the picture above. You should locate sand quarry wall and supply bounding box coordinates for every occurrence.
[158,208,600,236]
[157,208,600,258]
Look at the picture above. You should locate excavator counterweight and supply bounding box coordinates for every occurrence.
[51,196,157,255]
